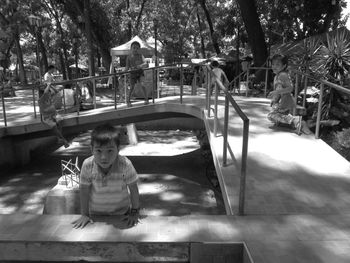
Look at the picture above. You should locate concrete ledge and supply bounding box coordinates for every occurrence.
[0,214,256,262]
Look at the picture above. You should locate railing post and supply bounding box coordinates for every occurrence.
[180,63,183,104]
[157,68,161,99]
[213,82,218,137]
[124,74,127,104]
[245,67,249,97]
[62,85,67,113]
[315,83,324,139]
[192,70,197,95]
[75,82,80,116]
[113,75,117,110]
[303,75,308,107]
[207,68,211,117]
[154,67,157,103]
[1,91,7,127]
[264,68,268,98]
[152,68,155,104]
[32,86,37,119]
[239,119,249,216]
[293,73,300,116]
[223,96,229,166]
[93,79,97,109]
[39,86,43,122]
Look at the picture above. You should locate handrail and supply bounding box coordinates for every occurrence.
[205,64,249,216]
[290,69,350,138]
[228,66,271,97]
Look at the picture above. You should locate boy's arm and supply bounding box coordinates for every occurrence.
[72,184,92,229]
[125,56,130,71]
[137,55,148,69]
[128,182,140,210]
[80,184,90,217]
[123,182,140,227]
[222,71,229,86]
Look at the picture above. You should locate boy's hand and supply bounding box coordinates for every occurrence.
[71,215,93,229]
[122,208,140,227]
[267,91,276,98]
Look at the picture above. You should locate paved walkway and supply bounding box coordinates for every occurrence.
[1,91,350,262]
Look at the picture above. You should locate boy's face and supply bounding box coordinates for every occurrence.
[271,59,285,74]
[91,141,119,170]
[131,44,140,55]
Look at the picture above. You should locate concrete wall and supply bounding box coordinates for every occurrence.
[0,136,56,171]
[136,117,204,130]
[0,117,204,170]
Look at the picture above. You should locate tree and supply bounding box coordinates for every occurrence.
[196,0,220,55]
[237,0,268,68]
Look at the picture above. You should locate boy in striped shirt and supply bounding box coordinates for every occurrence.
[72,124,140,229]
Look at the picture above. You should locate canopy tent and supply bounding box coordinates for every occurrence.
[108,36,155,85]
[69,64,88,70]
[110,35,155,57]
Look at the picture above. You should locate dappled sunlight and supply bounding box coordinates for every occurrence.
[159,191,184,202]
[138,182,169,194]
[54,129,201,157]
[139,173,223,216]
[244,154,350,215]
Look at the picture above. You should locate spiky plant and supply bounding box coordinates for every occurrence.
[316,29,350,120]
[319,29,350,84]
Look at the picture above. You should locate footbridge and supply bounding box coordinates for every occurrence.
[1,65,350,262]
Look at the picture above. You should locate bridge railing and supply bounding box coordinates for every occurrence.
[231,64,350,140]
[288,69,350,139]
[228,66,270,97]
[205,64,249,216]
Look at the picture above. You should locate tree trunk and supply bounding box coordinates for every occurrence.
[237,0,268,68]
[135,0,147,34]
[126,0,132,39]
[58,47,67,80]
[13,28,26,84]
[196,9,206,58]
[37,32,48,74]
[198,0,220,55]
[84,0,95,76]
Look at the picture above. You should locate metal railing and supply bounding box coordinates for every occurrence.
[228,66,270,97]
[206,64,249,216]
[289,69,350,139]
[230,64,350,140]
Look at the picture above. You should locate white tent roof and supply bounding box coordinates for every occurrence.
[69,64,88,70]
[110,35,155,57]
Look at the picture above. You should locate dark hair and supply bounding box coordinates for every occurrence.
[271,54,288,66]
[48,65,55,70]
[130,41,141,48]
[211,60,219,68]
[91,124,120,148]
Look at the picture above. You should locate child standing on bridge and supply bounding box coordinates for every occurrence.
[38,84,69,147]
[72,124,140,229]
[125,41,149,107]
[210,60,229,96]
[267,54,311,134]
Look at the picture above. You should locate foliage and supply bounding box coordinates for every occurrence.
[258,0,348,43]
[319,29,350,83]
[0,0,349,83]
[336,128,350,148]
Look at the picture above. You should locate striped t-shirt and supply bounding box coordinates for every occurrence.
[80,155,138,215]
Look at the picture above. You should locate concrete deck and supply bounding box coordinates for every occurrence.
[1,92,350,262]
